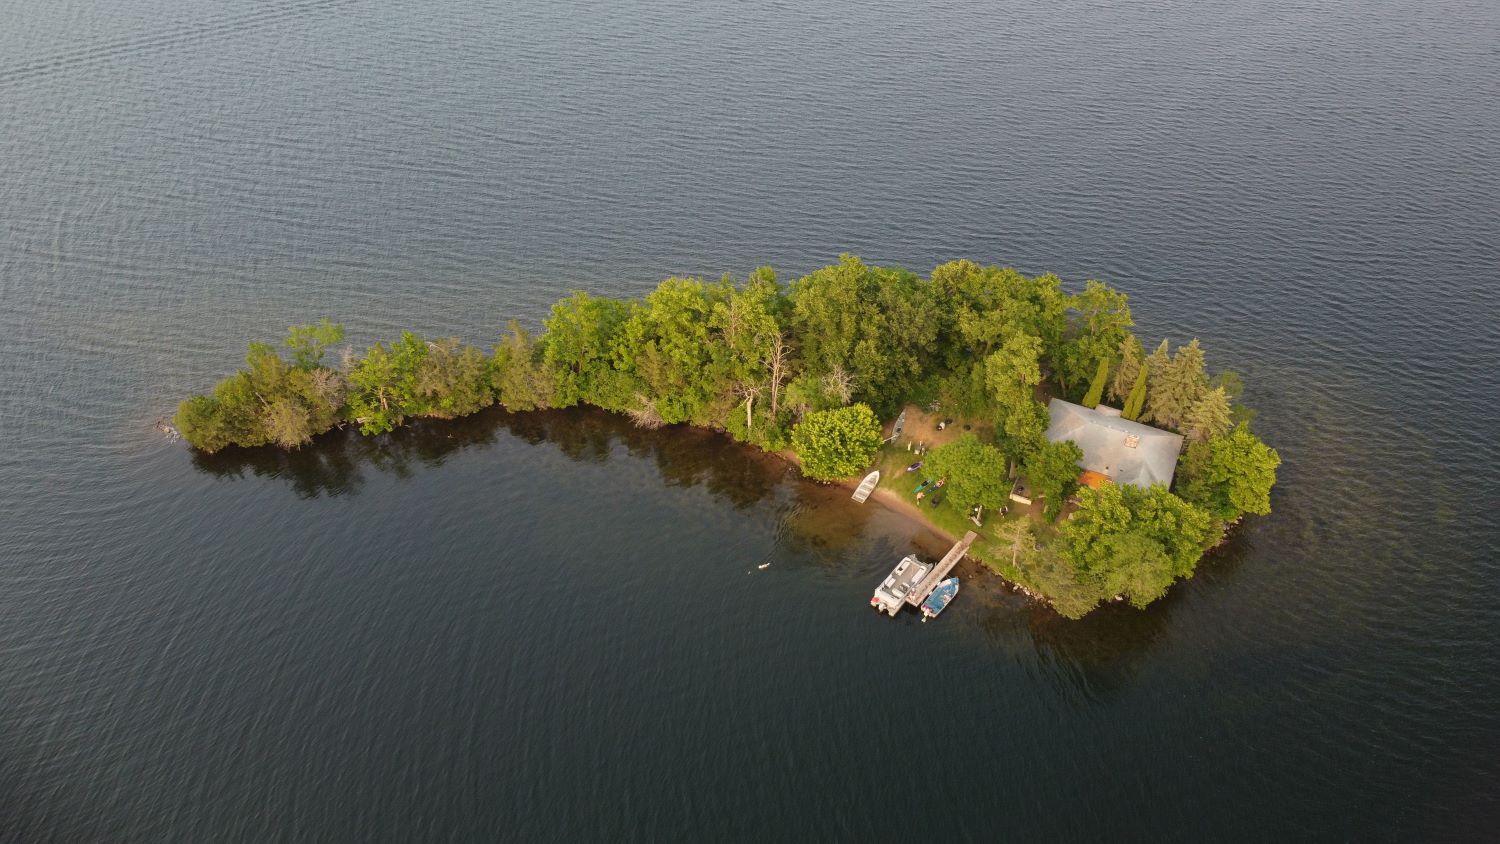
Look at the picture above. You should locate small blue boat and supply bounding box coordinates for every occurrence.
[921,577,960,621]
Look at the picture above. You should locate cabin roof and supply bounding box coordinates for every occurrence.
[1044,399,1184,489]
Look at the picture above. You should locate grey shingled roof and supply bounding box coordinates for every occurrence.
[1044,399,1184,489]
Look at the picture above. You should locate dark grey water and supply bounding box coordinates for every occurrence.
[3,0,1498,839]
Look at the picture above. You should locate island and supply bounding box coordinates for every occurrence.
[175,255,1279,618]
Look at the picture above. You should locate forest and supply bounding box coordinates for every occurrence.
[176,255,1278,616]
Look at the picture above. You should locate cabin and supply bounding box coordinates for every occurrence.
[1043,399,1184,490]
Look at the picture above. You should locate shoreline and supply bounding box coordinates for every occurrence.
[826,465,1042,603]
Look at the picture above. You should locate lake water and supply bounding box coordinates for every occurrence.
[2,0,1498,838]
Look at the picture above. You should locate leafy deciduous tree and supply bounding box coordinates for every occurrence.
[1176,423,1279,521]
[1026,439,1085,520]
[1059,483,1215,609]
[923,433,1010,512]
[789,403,883,481]
[985,333,1049,461]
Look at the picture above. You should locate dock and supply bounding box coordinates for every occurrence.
[904,531,977,610]
[871,531,978,617]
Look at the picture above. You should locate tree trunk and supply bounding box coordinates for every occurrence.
[767,333,788,419]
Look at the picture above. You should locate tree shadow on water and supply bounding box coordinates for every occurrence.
[190,406,791,511]
[961,514,1267,703]
[963,578,1187,704]
[189,411,505,498]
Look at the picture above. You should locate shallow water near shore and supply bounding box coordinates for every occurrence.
[2,0,1498,838]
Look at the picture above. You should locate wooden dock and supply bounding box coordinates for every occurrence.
[904,531,978,609]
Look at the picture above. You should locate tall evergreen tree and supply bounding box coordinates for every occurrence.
[1108,335,1143,403]
[1081,356,1111,409]
[1145,338,1207,430]
[1140,339,1169,424]
[1122,363,1148,421]
[1185,386,1232,442]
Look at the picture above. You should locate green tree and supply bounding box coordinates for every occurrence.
[1081,356,1111,409]
[710,268,787,435]
[923,434,1010,512]
[1176,424,1279,521]
[175,334,347,452]
[1025,439,1085,520]
[492,321,554,411]
[541,291,632,409]
[790,403,883,481]
[1059,483,1215,609]
[284,319,344,369]
[1184,385,1232,442]
[175,393,236,453]
[993,518,1036,571]
[1142,338,1171,423]
[1017,544,1108,619]
[791,255,939,415]
[1122,362,1149,421]
[1108,335,1143,404]
[1211,369,1244,401]
[984,333,1049,460]
[414,338,494,418]
[1145,338,1207,430]
[347,331,428,435]
[611,276,725,424]
[1057,280,1132,396]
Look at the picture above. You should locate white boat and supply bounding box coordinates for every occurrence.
[870,554,931,616]
[851,470,880,503]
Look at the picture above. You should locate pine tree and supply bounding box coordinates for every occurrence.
[1081,356,1110,408]
[1108,335,1142,403]
[1175,338,1207,391]
[1185,386,1232,442]
[1145,338,1207,430]
[1122,363,1148,420]
[1141,339,1171,425]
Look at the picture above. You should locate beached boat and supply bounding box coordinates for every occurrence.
[921,577,960,621]
[852,470,880,503]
